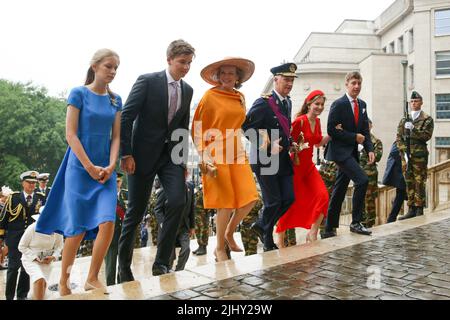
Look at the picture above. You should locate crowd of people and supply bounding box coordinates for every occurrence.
[0,39,434,300]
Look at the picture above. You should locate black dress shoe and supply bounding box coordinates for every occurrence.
[350,222,372,235]
[263,244,278,252]
[152,264,168,276]
[398,207,416,220]
[195,245,207,256]
[250,223,264,243]
[320,230,337,239]
[415,207,424,216]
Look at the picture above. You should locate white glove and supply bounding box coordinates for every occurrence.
[404,122,414,130]
[404,153,409,164]
[357,144,364,152]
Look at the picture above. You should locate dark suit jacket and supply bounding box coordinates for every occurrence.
[154,182,195,234]
[120,71,193,176]
[325,94,373,162]
[382,142,406,190]
[242,91,293,176]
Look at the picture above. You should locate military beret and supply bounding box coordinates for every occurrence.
[270,63,298,78]
[410,91,422,100]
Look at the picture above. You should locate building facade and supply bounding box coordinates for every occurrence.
[264,0,450,175]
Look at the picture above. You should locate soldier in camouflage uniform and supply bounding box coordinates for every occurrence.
[397,91,434,219]
[193,185,209,256]
[360,120,383,228]
[318,157,337,236]
[240,195,262,256]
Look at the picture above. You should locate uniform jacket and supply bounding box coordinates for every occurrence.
[396,110,434,159]
[242,91,293,176]
[382,142,406,190]
[325,95,373,162]
[120,71,193,176]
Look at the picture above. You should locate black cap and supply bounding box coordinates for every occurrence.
[410,91,422,100]
[270,63,298,77]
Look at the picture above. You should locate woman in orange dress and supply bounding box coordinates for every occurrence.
[192,57,258,262]
[276,90,331,243]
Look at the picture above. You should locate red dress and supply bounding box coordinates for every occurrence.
[276,114,329,232]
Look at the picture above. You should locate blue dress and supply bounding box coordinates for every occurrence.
[36,86,122,240]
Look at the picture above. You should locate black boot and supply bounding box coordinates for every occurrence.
[195,245,207,256]
[398,206,416,220]
[415,207,424,216]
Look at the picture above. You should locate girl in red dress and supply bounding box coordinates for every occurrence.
[276,90,331,244]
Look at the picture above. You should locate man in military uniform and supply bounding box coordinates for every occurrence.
[360,120,383,228]
[397,91,434,219]
[0,171,46,300]
[36,173,51,204]
[105,172,127,286]
[240,195,262,256]
[243,63,297,252]
[193,184,210,256]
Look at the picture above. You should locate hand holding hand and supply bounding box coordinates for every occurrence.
[356,134,365,144]
[404,122,414,130]
[87,165,105,182]
[42,256,56,264]
[98,165,114,184]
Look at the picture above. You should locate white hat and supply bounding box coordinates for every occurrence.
[37,173,50,181]
[20,170,39,182]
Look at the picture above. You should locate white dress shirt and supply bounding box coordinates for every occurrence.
[411,110,421,121]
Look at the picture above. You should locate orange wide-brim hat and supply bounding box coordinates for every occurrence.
[200,57,255,86]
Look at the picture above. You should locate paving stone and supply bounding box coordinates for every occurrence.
[406,290,450,300]
[327,289,363,300]
[241,276,266,286]
[424,278,450,290]
[148,294,177,300]
[203,288,230,298]
[402,262,425,269]
[306,285,336,295]
[428,273,450,282]
[352,288,385,298]
[382,270,409,279]
[258,281,290,292]
[290,272,317,281]
[382,277,413,287]
[222,294,248,300]
[192,284,215,292]
[405,269,433,277]
[431,288,450,298]
[379,284,412,295]
[216,279,241,289]
[277,287,310,297]
[379,295,415,300]
[190,295,216,300]
[170,290,201,300]
[315,270,339,279]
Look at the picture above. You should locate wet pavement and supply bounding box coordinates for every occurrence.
[150,219,450,300]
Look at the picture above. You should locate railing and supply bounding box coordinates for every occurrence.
[340,159,450,226]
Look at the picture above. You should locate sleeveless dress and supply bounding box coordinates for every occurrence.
[36,86,122,240]
[192,87,258,209]
[276,114,329,232]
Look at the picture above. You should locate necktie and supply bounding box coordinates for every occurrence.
[26,195,32,206]
[168,81,178,124]
[281,99,288,117]
[352,99,359,125]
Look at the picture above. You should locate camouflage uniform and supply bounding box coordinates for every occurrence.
[360,134,383,228]
[147,190,159,246]
[194,188,210,247]
[284,229,297,247]
[319,160,337,232]
[240,196,262,256]
[396,110,434,210]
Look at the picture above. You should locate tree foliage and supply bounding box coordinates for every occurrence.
[0,79,67,190]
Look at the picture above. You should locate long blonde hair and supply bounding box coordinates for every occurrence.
[85,48,120,105]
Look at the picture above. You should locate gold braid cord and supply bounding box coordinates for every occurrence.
[4,195,24,223]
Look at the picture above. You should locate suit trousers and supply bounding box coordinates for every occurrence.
[254,172,295,247]
[118,151,186,281]
[387,188,407,223]
[104,221,121,286]
[169,231,191,271]
[326,156,369,230]
[5,231,30,300]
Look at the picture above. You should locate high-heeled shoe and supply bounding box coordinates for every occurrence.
[84,281,105,292]
[224,238,243,253]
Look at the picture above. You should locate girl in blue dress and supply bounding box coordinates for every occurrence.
[36,49,121,296]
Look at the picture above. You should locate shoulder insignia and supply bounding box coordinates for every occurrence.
[36,192,46,197]
[261,93,273,100]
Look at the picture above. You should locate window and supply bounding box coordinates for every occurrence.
[435,9,450,36]
[409,65,414,88]
[436,51,450,76]
[437,94,450,119]
[398,36,404,54]
[408,29,414,53]
[389,41,395,53]
[436,137,450,147]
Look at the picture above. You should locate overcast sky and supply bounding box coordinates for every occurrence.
[1,0,394,106]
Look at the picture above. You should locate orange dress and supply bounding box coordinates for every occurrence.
[192,87,258,209]
[276,115,329,232]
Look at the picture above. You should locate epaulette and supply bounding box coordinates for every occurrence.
[261,93,273,100]
[11,191,20,194]
[36,192,46,197]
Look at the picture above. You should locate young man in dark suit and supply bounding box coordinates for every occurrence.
[322,72,374,238]
[118,40,195,279]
